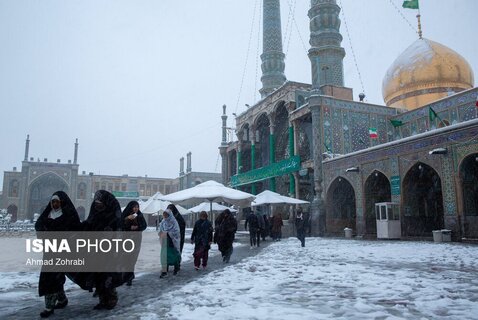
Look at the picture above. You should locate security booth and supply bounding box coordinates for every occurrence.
[375,202,401,239]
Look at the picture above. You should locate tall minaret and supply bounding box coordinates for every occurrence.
[260,0,287,98]
[24,134,30,161]
[308,0,345,89]
[73,138,79,164]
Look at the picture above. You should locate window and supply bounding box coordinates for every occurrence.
[8,180,19,197]
[77,183,87,199]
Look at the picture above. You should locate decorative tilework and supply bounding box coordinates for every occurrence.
[332,108,343,153]
[441,156,457,216]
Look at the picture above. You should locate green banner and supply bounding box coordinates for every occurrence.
[230,155,301,187]
[390,176,401,195]
[112,191,139,198]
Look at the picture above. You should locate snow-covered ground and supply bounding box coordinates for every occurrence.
[143,238,478,320]
[1,235,477,319]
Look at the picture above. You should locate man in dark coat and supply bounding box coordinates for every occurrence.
[35,191,81,318]
[214,209,237,263]
[190,211,213,270]
[295,207,306,247]
[68,190,124,310]
[245,210,264,248]
[121,200,147,286]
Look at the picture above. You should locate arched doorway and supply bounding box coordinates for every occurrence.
[402,162,444,237]
[364,171,391,235]
[28,173,69,220]
[77,206,86,221]
[460,153,478,237]
[326,177,356,235]
[7,205,18,222]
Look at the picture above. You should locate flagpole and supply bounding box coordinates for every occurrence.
[416,0,422,39]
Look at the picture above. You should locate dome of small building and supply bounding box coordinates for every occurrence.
[382,38,474,110]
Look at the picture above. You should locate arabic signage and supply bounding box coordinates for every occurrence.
[230,155,301,187]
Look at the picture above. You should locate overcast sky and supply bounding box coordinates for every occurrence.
[1,0,477,188]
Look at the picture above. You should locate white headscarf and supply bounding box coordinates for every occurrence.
[159,209,181,251]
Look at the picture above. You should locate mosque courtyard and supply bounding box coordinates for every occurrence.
[0,230,477,319]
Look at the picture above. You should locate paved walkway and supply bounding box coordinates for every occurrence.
[3,232,271,319]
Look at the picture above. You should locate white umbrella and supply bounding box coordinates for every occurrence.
[189,202,238,213]
[251,190,309,207]
[141,192,190,215]
[161,180,255,219]
[161,181,255,207]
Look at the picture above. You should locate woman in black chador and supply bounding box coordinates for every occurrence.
[214,209,237,263]
[191,211,213,270]
[121,200,147,286]
[69,190,125,310]
[35,191,81,318]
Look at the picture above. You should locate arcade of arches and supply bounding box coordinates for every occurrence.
[322,155,478,238]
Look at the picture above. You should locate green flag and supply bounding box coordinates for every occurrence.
[402,0,419,9]
[390,119,403,127]
[429,107,438,122]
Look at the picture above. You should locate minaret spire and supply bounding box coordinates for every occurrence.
[260,0,286,98]
[73,138,79,164]
[24,134,30,161]
[308,0,346,90]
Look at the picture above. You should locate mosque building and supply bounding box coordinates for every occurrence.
[1,137,220,222]
[220,0,478,240]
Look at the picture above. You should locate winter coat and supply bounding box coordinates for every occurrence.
[191,218,213,250]
[245,212,265,231]
[35,191,81,297]
[271,215,283,233]
[214,211,237,253]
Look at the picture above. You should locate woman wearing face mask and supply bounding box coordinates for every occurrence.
[35,191,81,318]
[68,190,124,310]
[121,200,147,286]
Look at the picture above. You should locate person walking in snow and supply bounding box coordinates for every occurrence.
[214,209,237,263]
[35,191,81,318]
[121,200,147,286]
[159,209,181,278]
[295,207,306,247]
[261,214,270,241]
[245,210,264,248]
[67,190,125,311]
[191,211,213,270]
[167,204,185,272]
[271,212,283,241]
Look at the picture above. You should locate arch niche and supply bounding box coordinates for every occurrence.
[459,153,478,237]
[402,162,444,237]
[7,204,18,222]
[326,177,356,235]
[28,173,69,220]
[363,171,391,235]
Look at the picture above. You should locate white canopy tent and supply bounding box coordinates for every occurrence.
[189,202,237,213]
[251,190,309,207]
[161,180,255,223]
[141,192,190,216]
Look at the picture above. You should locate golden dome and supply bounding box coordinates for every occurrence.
[382,38,474,110]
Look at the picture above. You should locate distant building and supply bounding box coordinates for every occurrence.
[1,137,177,221]
[178,152,222,190]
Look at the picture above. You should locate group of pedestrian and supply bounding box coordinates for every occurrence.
[35,189,310,317]
[35,190,147,317]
